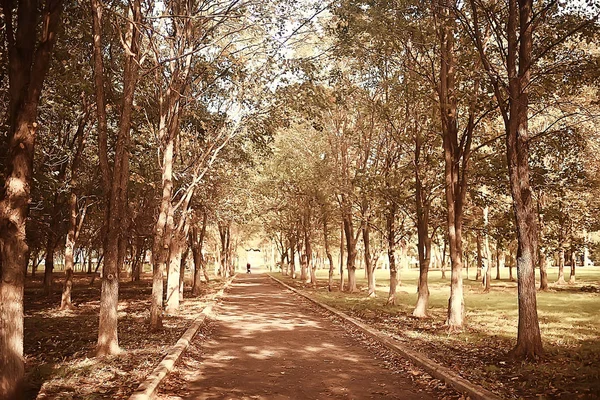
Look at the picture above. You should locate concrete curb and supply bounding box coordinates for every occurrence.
[268,274,502,400]
[129,276,236,400]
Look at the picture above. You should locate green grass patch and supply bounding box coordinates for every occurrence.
[274,266,600,399]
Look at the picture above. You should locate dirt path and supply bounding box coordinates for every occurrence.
[158,273,441,399]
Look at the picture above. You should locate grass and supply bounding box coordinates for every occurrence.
[272,265,600,399]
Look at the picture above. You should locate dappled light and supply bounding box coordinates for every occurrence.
[0,0,599,398]
[157,274,445,399]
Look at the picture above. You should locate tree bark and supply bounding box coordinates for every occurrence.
[482,207,492,293]
[505,0,543,359]
[557,247,566,284]
[343,211,358,293]
[363,218,376,297]
[166,213,191,313]
[476,231,483,281]
[537,193,548,290]
[191,210,208,295]
[0,0,63,395]
[413,143,431,317]
[386,203,397,305]
[43,234,57,296]
[569,250,576,284]
[96,0,142,357]
[324,215,334,292]
[61,114,88,310]
[339,219,345,291]
[179,246,188,299]
[434,0,474,330]
[495,244,502,280]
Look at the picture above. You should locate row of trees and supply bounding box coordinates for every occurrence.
[0,0,598,397]
[0,0,289,396]
[254,0,600,364]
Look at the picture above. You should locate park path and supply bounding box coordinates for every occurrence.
[159,273,436,400]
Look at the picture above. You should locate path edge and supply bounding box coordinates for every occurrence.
[268,274,503,400]
[128,276,236,400]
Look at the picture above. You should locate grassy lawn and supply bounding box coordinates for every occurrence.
[272,265,600,399]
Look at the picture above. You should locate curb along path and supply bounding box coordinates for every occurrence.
[155,273,445,399]
[129,276,235,400]
[268,274,502,400]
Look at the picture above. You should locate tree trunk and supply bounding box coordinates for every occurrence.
[289,235,296,279]
[43,239,56,296]
[441,239,447,279]
[386,204,398,305]
[482,206,492,293]
[0,0,63,390]
[476,231,483,281]
[557,247,566,284]
[435,0,471,330]
[96,0,141,357]
[496,245,502,280]
[61,116,88,310]
[343,213,358,293]
[569,250,576,284]
[166,224,189,313]
[363,221,376,297]
[323,216,334,291]
[87,250,93,274]
[413,152,431,317]
[191,210,207,295]
[179,246,188,300]
[504,0,543,359]
[339,220,345,291]
[537,193,548,290]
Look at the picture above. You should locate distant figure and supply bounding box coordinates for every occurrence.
[246,263,251,273]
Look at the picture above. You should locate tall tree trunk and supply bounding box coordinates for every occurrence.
[343,212,358,293]
[435,0,473,330]
[339,220,345,291]
[150,137,175,330]
[289,235,296,279]
[537,193,548,290]
[363,220,376,297]
[386,204,397,305]
[482,206,492,293]
[413,148,431,317]
[96,0,141,357]
[191,210,207,295]
[0,0,63,395]
[61,117,88,310]
[44,191,66,296]
[324,215,334,291]
[306,223,316,288]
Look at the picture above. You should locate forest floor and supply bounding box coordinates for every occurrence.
[273,267,600,399]
[23,271,227,400]
[156,273,461,400]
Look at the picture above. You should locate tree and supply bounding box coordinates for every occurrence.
[0,0,63,395]
[91,0,143,356]
[466,0,599,359]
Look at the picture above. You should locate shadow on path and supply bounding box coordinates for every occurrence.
[167,273,434,399]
